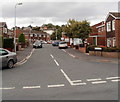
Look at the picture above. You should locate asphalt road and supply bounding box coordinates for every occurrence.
[2,44,119,100]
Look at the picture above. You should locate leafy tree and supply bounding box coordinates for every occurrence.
[63,19,92,44]
[18,33,25,43]
[32,26,40,31]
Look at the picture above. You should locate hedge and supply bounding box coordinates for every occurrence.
[87,45,120,52]
[3,38,14,49]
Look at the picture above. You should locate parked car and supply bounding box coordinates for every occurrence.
[42,40,47,44]
[0,48,17,69]
[47,41,52,44]
[58,41,68,49]
[33,40,42,48]
[52,42,59,46]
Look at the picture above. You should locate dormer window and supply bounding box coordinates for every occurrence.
[106,21,111,32]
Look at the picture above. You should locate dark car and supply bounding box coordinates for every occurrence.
[33,40,42,48]
[52,42,59,46]
[0,48,17,69]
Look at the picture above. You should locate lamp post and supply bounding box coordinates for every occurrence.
[14,3,22,53]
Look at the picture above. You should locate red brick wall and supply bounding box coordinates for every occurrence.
[97,37,106,46]
[115,19,120,48]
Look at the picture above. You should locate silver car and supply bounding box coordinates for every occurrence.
[0,48,17,69]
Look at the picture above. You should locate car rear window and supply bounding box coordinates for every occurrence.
[59,42,67,44]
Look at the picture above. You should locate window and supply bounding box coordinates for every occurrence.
[113,37,116,47]
[107,39,111,47]
[107,21,111,32]
[112,20,115,31]
[0,49,8,56]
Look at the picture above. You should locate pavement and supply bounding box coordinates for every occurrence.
[2,44,118,100]
[16,44,33,62]
[64,47,118,64]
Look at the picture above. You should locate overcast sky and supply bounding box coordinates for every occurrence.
[0,0,120,29]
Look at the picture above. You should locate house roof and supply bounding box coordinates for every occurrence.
[105,12,120,21]
[0,22,7,28]
[110,12,120,18]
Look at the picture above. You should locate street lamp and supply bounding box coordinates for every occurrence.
[14,3,22,53]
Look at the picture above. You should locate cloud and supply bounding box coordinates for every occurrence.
[1,2,119,28]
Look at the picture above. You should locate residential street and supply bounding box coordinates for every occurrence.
[2,44,118,100]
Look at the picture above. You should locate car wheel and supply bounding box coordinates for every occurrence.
[7,60,14,69]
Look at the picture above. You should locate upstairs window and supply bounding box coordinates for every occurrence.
[107,21,111,32]
[112,20,115,31]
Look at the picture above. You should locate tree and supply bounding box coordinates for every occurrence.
[63,19,92,44]
[18,33,26,43]
[51,25,63,40]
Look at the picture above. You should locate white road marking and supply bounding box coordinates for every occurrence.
[48,84,65,88]
[87,78,102,82]
[92,81,107,84]
[106,77,120,80]
[68,53,76,58]
[23,86,41,89]
[111,79,120,82]
[54,59,59,66]
[72,83,86,86]
[16,48,35,66]
[50,54,54,59]
[60,69,74,85]
[62,49,67,52]
[72,80,82,83]
[0,87,15,90]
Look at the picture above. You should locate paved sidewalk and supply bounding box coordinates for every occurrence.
[16,45,33,62]
[65,47,118,64]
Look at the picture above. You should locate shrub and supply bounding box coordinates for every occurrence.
[0,35,3,48]
[3,38,14,49]
[18,33,25,43]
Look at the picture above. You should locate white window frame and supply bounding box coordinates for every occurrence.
[107,21,111,32]
[113,37,116,47]
[112,20,115,31]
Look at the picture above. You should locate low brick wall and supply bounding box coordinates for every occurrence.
[79,47,86,53]
[89,51,120,58]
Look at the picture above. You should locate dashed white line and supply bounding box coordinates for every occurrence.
[48,84,65,88]
[72,83,86,86]
[111,79,120,82]
[72,80,82,83]
[62,49,67,53]
[68,53,76,58]
[106,77,120,80]
[50,54,54,59]
[0,87,15,90]
[92,81,107,84]
[87,78,102,82]
[54,59,60,66]
[23,86,41,89]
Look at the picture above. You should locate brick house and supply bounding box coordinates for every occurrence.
[30,31,50,42]
[87,21,106,46]
[0,22,8,37]
[105,12,120,48]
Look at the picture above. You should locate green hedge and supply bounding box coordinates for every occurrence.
[0,35,3,48]
[3,38,14,49]
[87,45,120,52]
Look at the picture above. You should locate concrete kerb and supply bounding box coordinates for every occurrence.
[15,48,35,66]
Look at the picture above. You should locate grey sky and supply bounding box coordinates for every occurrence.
[1,1,119,28]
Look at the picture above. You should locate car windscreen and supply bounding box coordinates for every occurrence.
[34,41,41,44]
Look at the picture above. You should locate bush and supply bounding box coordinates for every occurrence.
[102,47,120,52]
[0,35,3,48]
[3,38,14,49]
[18,33,25,43]
[87,45,120,52]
